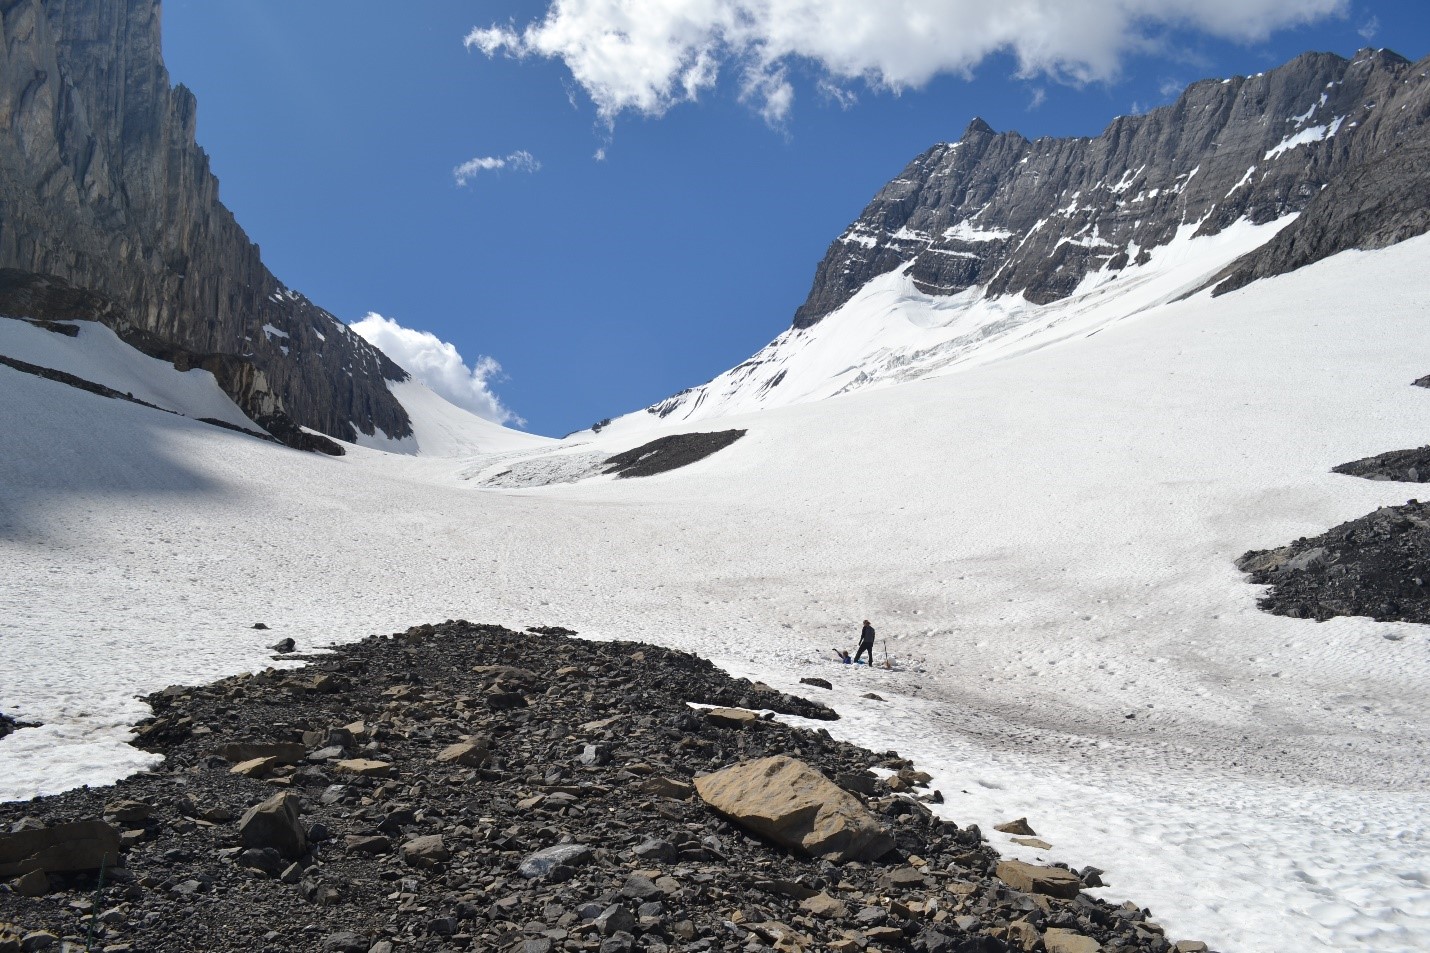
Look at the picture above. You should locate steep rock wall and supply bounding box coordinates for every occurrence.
[792,49,1430,328]
[0,0,411,444]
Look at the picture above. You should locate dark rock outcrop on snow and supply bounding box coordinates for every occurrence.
[0,622,1211,953]
[791,49,1430,328]
[0,712,38,740]
[0,0,412,447]
[1333,446,1430,483]
[1238,499,1430,623]
[603,430,746,479]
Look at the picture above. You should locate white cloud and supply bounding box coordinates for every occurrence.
[350,313,523,426]
[818,79,859,110]
[465,0,1347,125]
[453,150,541,186]
[1027,86,1047,110]
[1358,15,1379,40]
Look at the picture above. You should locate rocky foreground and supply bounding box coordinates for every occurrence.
[0,623,1213,953]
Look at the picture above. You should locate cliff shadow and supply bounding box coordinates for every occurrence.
[0,363,243,543]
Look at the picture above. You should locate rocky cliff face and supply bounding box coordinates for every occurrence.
[637,48,1430,426]
[0,0,411,445]
[793,48,1430,327]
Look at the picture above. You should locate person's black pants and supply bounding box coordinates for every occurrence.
[855,642,875,664]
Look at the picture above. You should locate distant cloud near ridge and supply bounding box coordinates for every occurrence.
[466,0,1347,125]
[453,150,540,186]
[350,313,523,426]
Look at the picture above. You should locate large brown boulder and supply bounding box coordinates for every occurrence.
[0,820,121,877]
[694,756,892,862]
[995,860,1083,899]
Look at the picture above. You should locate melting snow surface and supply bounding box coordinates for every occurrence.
[2,239,1430,953]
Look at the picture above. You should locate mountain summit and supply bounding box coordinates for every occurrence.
[645,48,1430,424]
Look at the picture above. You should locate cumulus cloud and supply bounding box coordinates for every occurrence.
[350,313,523,426]
[453,150,541,186]
[465,0,1347,125]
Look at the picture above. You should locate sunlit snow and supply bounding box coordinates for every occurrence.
[2,238,1429,952]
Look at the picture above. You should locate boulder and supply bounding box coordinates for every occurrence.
[12,869,49,896]
[238,792,307,860]
[435,741,488,767]
[519,844,593,879]
[995,817,1036,836]
[399,834,449,868]
[996,860,1082,899]
[334,758,393,778]
[0,820,121,877]
[1043,928,1102,953]
[102,800,155,824]
[799,892,848,918]
[704,707,759,728]
[694,756,893,862]
[229,756,280,778]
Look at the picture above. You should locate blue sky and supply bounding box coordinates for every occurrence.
[160,1,1429,437]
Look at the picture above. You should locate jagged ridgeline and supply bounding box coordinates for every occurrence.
[793,48,1430,325]
[0,0,412,449]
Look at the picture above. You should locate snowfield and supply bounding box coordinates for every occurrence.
[3,237,1430,953]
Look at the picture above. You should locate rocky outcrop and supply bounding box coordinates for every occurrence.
[1333,445,1430,482]
[603,429,746,478]
[792,48,1430,327]
[0,0,411,446]
[1238,499,1430,623]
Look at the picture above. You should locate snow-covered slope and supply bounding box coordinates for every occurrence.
[352,378,553,457]
[639,215,1292,426]
[3,238,1428,952]
[0,316,261,431]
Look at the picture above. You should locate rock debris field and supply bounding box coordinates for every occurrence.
[0,624,1214,953]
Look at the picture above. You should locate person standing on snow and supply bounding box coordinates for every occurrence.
[854,620,876,665]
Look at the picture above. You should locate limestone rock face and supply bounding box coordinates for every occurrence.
[790,49,1430,327]
[0,0,411,446]
[694,755,893,862]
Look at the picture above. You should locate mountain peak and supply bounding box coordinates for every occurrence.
[962,117,996,139]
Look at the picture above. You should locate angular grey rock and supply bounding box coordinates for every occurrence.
[518,843,593,879]
[237,792,307,860]
[594,905,636,937]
